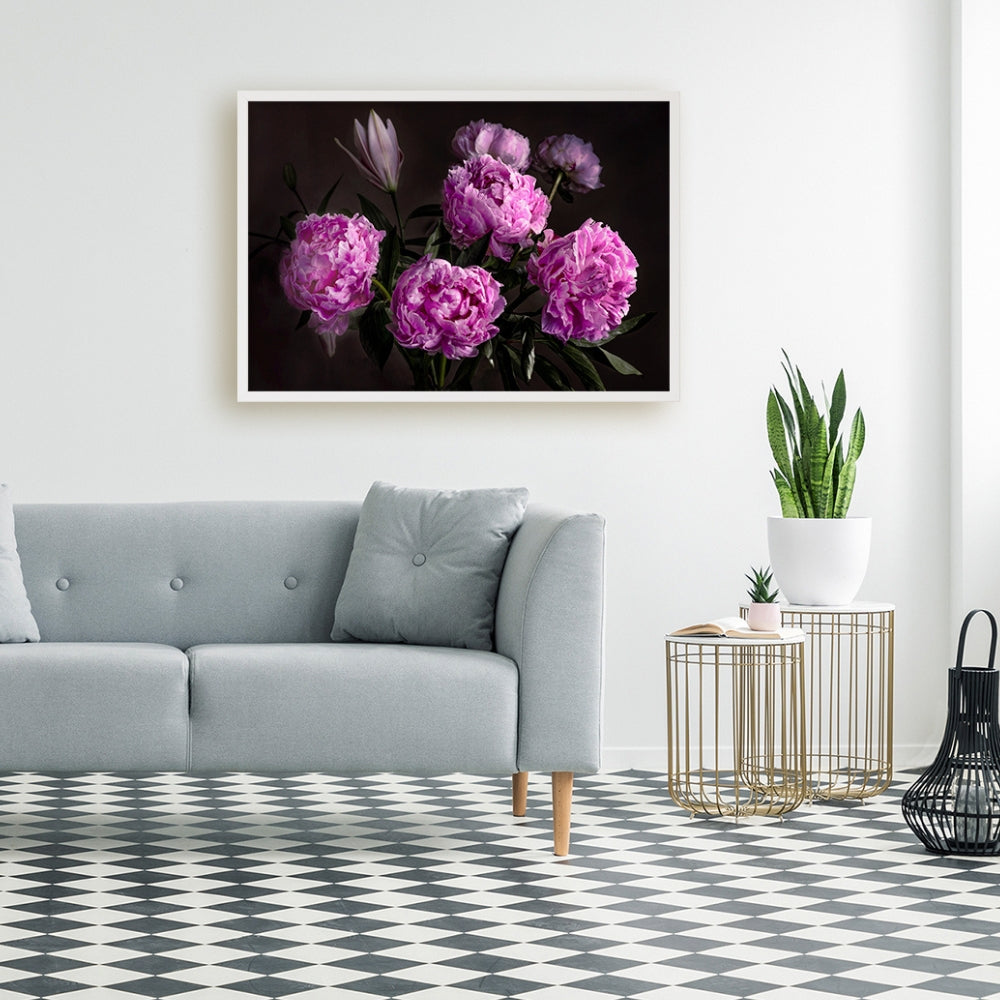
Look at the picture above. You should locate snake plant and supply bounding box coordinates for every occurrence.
[767,350,865,518]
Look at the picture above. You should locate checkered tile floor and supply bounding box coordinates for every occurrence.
[0,771,998,999]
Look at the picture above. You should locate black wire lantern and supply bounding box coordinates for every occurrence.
[902,609,1000,855]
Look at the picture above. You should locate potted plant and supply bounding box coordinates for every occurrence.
[745,565,781,631]
[765,350,870,606]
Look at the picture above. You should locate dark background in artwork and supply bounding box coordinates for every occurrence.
[246,98,671,393]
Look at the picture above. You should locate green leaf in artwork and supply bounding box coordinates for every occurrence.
[448,357,478,389]
[359,302,394,370]
[316,176,342,215]
[406,203,444,223]
[593,347,642,376]
[493,265,523,292]
[279,215,299,240]
[520,331,536,383]
[358,194,392,234]
[282,163,298,191]
[559,342,607,391]
[497,346,520,390]
[455,232,492,268]
[533,356,573,391]
[423,221,445,258]
[602,311,655,341]
[378,229,401,286]
[395,344,428,386]
[249,241,277,261]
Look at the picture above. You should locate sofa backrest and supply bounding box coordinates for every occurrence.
[13,501,361,647]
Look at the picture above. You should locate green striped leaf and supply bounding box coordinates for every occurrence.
[792,454,815,517]
[819,444,838,517]
[781,354,807,438]
[832,456,857,517]
[828,370,846,449]
[772,470,804,517]
[846,409,866,464]
[769,352,864,518]
[767,389,794,483]
[775,391,800,465]
[808,415,828,513]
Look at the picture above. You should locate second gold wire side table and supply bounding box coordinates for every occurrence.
[665,634,807,818]
[740,601,895,801]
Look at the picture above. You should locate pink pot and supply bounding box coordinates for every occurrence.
[747,602,782,631]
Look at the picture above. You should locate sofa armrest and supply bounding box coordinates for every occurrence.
[495,506,605,774]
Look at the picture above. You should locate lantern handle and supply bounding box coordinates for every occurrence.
[955,608,998,672]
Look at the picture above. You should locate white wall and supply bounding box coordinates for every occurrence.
[955,0,1000,660]
[0,0,953,768]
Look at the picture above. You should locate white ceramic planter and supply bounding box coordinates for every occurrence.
[767,516,872,606]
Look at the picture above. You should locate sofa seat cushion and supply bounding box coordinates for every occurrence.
[0,643,190,771]
[188,643,518,775]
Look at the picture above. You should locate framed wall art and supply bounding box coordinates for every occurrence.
[238,91,677,401]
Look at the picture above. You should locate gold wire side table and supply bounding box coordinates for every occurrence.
[741,602,894,800]
[664,635,807,818]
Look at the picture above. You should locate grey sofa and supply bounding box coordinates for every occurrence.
[0,499,605,855]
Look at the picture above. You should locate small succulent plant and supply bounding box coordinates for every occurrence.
[746,565,779,604]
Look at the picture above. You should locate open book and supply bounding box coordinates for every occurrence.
[669,616,804,640]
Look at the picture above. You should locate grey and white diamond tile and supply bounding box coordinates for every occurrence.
[1,772,1000,998]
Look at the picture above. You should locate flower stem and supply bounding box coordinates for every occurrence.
[371,278,392,302]
[507,285,538,311]
[390,191,406,244]
[435,353,448,390]
[547,170,564,204]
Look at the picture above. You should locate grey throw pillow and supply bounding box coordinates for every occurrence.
[331,482,529,650]
[0,484,40,643]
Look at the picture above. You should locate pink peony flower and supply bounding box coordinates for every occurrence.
[390,256,504,360]
[527,219,637,343]
[279,213,385,356]
[535,133,604,193]
[451,120,531,171]
[442,154,550,262]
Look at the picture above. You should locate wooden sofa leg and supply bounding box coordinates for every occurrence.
[552,771,573,856]
[512,771,528,816]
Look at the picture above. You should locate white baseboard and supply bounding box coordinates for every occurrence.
[601,746,667,772]
[601,744,937,774]
[891,745,937,772]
